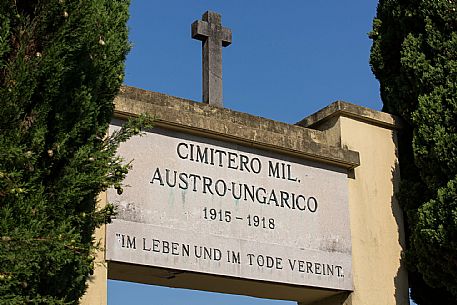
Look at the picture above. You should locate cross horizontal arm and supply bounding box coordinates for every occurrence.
[191,20,210,41]
[221,28,232,46]
[192,20,232,46]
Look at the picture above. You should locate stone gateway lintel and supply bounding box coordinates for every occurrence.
[82,85,408,305]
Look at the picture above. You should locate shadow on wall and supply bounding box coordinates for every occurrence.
[390,129,409,305]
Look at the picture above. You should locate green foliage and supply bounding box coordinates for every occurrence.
[370,0,457,303]
[0,1,150,304]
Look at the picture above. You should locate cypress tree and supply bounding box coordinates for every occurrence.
[0,1,148,303]
[370,0,457,303]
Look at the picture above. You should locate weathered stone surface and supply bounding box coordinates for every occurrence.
[106,123,353,291]
[115,86,361,169]
[107,86,360,294]
[192,11,232,107]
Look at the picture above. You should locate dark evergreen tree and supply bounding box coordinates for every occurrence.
[370,0,457,304]
[0,1,148,304]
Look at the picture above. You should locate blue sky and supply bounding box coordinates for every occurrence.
[109,0,387,304]
[122,0,382,124]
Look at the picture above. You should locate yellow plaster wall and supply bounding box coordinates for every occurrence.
[339,116,409,305]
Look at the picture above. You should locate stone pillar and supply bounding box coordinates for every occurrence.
[80,192,108,305]
[298,102,409,305]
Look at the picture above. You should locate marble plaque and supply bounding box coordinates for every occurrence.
[106,122,353,290]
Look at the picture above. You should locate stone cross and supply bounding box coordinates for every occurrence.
[192,11,232,107]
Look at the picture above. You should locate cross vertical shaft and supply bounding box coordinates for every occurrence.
[192,11,232,107]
